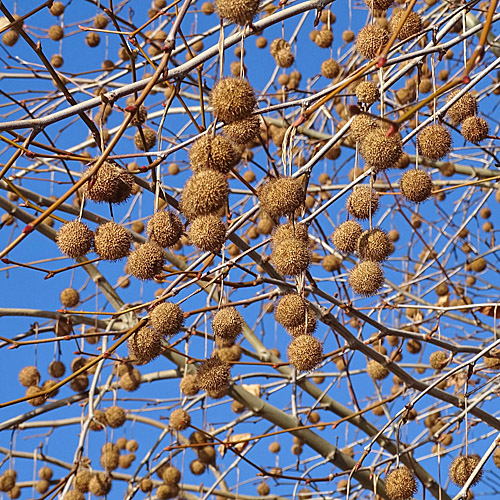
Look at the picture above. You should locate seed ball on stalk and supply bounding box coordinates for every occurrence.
[120,368,142,392]
[321,58,341,79]
[331,220,363,254]
[169,408,191,430]
[355,81,380,105]
[363,0,393,9]
[446,90,477,125]
[94,222,131,260]
[26,385,45,406]
[125,101,147,126]
[314,27,333,48]
[385,466,418,500]
[210,78,257,123]
[258,177,304,219]
[429,351,448,370]
[88,472,112,497]
[127,242,165,280]
[127,327,163,364]
[18,366,40,387]
[215,345,242,362]
[417,124,452,160]
[190,460,206,475]
[134,127,157,151]
[287,335,323,371]
[356,25,389,59]
[105,405,126,428]
[56,221,94,259]
[275,48,295,68]
[2,30,19,46]
[188,215,226,254]
[350,114,377,142]
[461,116,489,144]
[360,128,403,172]
[197,356,232,396]
[357,228,392,262]
[349,261,385,296]
[214,0,259,25]
[449,454,482,487]
[366,359,389,380]
[150,302,184,337]
[48,25,64,41]
[86,32,100,47]
[274,294,309,329]
[51,54,63,67]
[180,374,200,396]
[389,8,422,40]
[156,484,179,500]
[271,237,311,276]
[100,443,120,471]
[60,287,79,308]
[48,360,65,378]
[84,161,134,204]
[212,307,243,343]
[223,115,261,145]
[322,254,342,272]
[162,466,181,485]
[400,169,433,203]
[180,170,228,221]
[189,134,241,174]
[346,186,380,220]
[270,38,290,56]
[286,309,317,338]
[49,1,65,15]
[147,211,183,248]
[272,222,309,247]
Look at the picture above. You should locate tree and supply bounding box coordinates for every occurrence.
[1,0,500,499]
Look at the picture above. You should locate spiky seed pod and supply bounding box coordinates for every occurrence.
[332,220,363,253]
[120,368,142,392]
[127,327,163,364]
[180,374,200,395]
[275,49,295,68]
[70,374,89,392]
[18,366,41,388]
[385,466,418,500]
[150,302,184,337]
[147,211,183,248]
[188,215,226,254]
[355,81,380,105]
[169,408,191,430]
[399,168,433,203]
[180,170,228,221]
[270,38,290,56]
[360,128,403,172]
[190,459,206,475]
[62,490,84,500]
[189,134,241,173]
[48,25,64,41]
[125,102,147,126]
[429,351,448,370]
[223,115,261,145]
[366,359,389,380]
[84,161,134,204]
[321,58,341,79]
[461,116,489,144]
[215,345,242,362]
[357,229,392,262]
[322,254,342,272]
[272,222,309,247]
[210,78,257,123]
[25,385,45,406]
[212,307,243,342]
[350,115,377,142]
[258,177,304,219]
[449,454,482,487]
[314,28,333,48]
[94,222,131,261]
[417,125,452,160]
[286,310,317,338]
[271,237,311,276]
[100,443,120,471]
[127,243,165,280]
[162,466,181,485]
[56,221,94,258]
[349,261,385,296]
[446,90,477,125]
[196,357,232,395]
[105,406,126,428]
[275,294,309,328]
[60,287,79,308]
[214,0,259,25]
[134,127,156,151]
[389,8,422,40]
[88,472,112,497]
[363,0,393,9]
[156,483,179,500]
[287,335,323,371]
[347,186,380,220]
[356,25,389,59]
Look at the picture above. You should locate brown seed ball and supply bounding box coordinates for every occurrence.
[271,237,311,276]
[417,124,452,160]
[127,327,163,364]
[269,441,281,453]
[258,177,304,219]
[126,439,138,453]
[214,0,259,25]
[180,170,228,221]
[332,220,363,253]
[189,134,241,173]
[366,359,389,380]
[94,14,109,29]
[127,243,165,280]
[406,339,422,354]
[357,228,392,262]
[190,459,206,475]
[25,385,45,406]
[389,8,422,40]
[275,294,309,329]
[385,466,418,500]
[84,161,134,204]
[484,355,500,369]
[36,480,50,494]
[286,310,317,338]
[470,257,486,272]
[429,351,448,370]
[273,222,309,247]
[125,101,147,126]
[60,287,79,308]
[400,169,433,203]
[0,470,16,492]
[274,49,294,68]
[321,58,340,79]
[105,406,126,428]
[446,90,477,125]
[314,28,333,48]
[270,38,290,56]
[56,221,94,259]
[342,29,355,43]
[256,36,267,48]
[347,186,380,220]
[94,222,131,261]
[2,30,19,46]
[461,116,489,144]
[349,261,385,296]
[19,366,41,388]
[150,302,184,337]
[356,25,389,59]
[48,25,64,41]
[134,127,156,151]
[162,466,181,485]
[147,211,183,248]
[119,453,135,469]
[360,128,403,172]
[364,0,393,8]
[100,443,120,471]
[140,478,153,493]
[213,307,243,343]
[120,368,142,392]
[215,345,242,362]
[86,32,100,47]
[38,466,53,482]
[51,54,64,67]
[355,81,380,105]
[88,472,112,497]
[50,1,65,15]
[322,254,342,272]
[211,78,257,123]
[257,482,270,496]
[287,335,323,371]
[196,357,231,396]
[350,114,377,142]
[449,454,482,487]
[180,374,200,396]
[223,116,261,145]
[74,470,92,493]
[169,408,191,430]
[188,215,226,254]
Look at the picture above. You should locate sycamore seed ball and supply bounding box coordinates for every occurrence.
[147,211,183,248]
[169,408,191,430]
[349,261,385,296]
[105,405,126,428]
[429,351,448,370]
[56,221,94,259]
[48,360,66,378]
[417,124,452,160]
[162,466,181,485]
[461,116,489,144]
[190,459,206,475]
[385,466,418,500]
[357,228,392,262]
[214,0,260,25]
[389,8,422,40]
[275,294,308,329]
[364,0,393,9]
[446,90,477,125]
[332,220,363,254]
[400,169,433,203]
[350,115,377,143]
[271,237,311,276]
[287,335,323,371]
[94,222,131,261]
[84,161,134,204]
[321,58,341,79]
[286,309,317,338]
[367,359,389,380]
[258,177,304,219]
[223,115,261,145]
[48,25,64,41]
[19,366,41,387]
[355,81,380,105]
[212,307,243,341]
[150,302,184,337]
[188,215,226,254]
[360,128,403,172]
[273,222,309,247]
[196,357,232,396]
[88,472,112,497]
[60,287,80,308]
[189,134,241,173]
[127,327,163,364]
[449,454,482,487]
[314,28,333,48]
[356,25,389,59]
[127,243,165,280]
[347,186,380,220]
[210,78,257,123]
[180,374,200,396]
